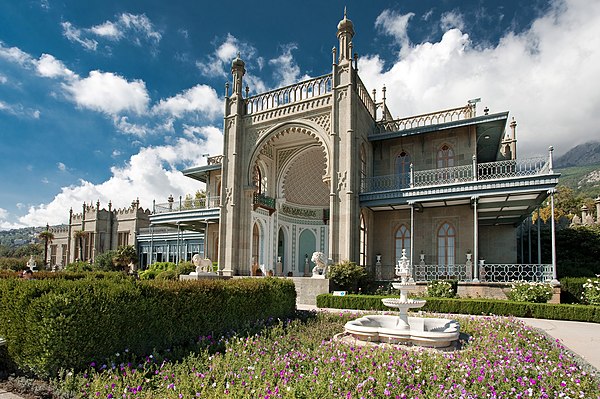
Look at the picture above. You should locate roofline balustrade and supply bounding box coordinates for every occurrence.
[244,73,333,115]
[375,104,476,134]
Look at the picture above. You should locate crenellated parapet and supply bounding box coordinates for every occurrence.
[49,224,69,233]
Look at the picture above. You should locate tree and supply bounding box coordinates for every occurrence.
[38,227,55,268]
[73,230,86,261]
[113,245,137,271]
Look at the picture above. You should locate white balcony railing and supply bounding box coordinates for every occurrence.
[361,154,553,193]
[366,263,553,283]
[153,196,220,215]
[375,104,475,134]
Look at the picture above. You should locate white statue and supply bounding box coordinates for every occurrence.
[26,255,36,271]
[311,252,330,278]
[192,254,213,274]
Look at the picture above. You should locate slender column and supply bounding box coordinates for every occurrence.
[410,202,415,280]
[472,197,479,282]
[537,208,541,265]
[150,224,154,266]
[472,155,477,181]
[549,190,559,284]
[176,222,181,265]
[528,215,532,264]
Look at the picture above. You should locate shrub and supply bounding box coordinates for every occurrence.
[316,294,600,323]
[327,261,367,293]
[582,278,600,305]
[138,262,177,279]
[0,277,296,377]
[93,250,118,271]
[560,277,588,304]
[507,281,553,303]
[0,256,30,271]
[426,280,455,298]
[64,261,93,272]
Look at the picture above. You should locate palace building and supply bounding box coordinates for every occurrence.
[148,13,560,282]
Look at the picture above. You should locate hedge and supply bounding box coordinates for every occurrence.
[316,294,600,323]
[0,277,296,377]
[560,277,589,304]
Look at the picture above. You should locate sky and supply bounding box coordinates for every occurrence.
[1,0,599,230]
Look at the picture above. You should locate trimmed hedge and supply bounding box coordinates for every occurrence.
[0,277,296,377]
[560,277,589,304]
[316,294,600,323]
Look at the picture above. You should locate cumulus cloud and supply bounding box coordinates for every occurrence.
[63,70,149,115]
[19,129,224,226]
[0,74,7,84]
[90,21,123,40]
[36,53,77,79]
[153,84,221,118]
[0,208,24,230]
[57,162,66,171]
[360,0,600,156]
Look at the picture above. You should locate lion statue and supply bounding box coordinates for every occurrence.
[192,254,213,274]
[311,252,330,278]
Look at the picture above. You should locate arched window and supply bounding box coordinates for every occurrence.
[395,224,411,265]
[436,144,455,168]
[252,165,267,194]
[359,213,367,266]
[395,151,411,188]
[360,145,367,192]
[437,222,456,275]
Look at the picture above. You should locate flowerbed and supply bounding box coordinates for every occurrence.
[57,312,599,398]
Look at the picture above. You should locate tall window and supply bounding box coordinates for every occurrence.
[50,245,57,266]
[437,222,456,274]
[253,165,267,194]
[359,213,367,266]
[395,151,411,188]
[61,244,67,266]
[395,224,411,265]
[360,145,367,192]
[117,232,130,247]
[436,144,455,168]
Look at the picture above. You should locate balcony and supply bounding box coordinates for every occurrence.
[253,193,276,215]
[153,196,220,214]
[150,196,220,231]
[362,156,552,193]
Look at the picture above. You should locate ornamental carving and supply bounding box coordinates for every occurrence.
[308,113,331,134]
[337,171,347,192]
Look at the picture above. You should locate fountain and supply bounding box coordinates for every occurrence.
[344,250,460,348]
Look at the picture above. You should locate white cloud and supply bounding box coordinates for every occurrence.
[268,44,310,87]
[90,21,123,40]
[360,0,600,157]
[62,13,161,51]
[36,53,77,79]
[57,162,66,171]
[440,10,465,31]
[0,100,40,119]
[0,41,33,65]
[112,150,121,157]
[0,74,6,84]
[375,9,415,51]
[196,34,257,78]
[41,177,49,184]
[64,70,149,115]
[62,21,98,51]
[153,84,222,119]
[18,130,224,226]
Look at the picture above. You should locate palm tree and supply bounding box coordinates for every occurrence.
[73,230,86,261]
[38,226,55,269]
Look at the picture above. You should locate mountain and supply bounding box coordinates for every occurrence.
[555,141,600,168]
[555,141,600,199]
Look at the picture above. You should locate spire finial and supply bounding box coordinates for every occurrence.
[344,6,347,18]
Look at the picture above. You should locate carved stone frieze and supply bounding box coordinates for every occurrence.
[307,113,331,134]
[245,95,332,125]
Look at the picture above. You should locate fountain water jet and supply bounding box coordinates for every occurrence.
[344,250,460,348]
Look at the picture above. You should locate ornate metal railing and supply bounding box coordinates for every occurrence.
[375,104,475,134]
[244,74,332,114]
[153,196,220,214]
[413,164,473,187]
[478,263,553,282]
[361,156,551,192]
[253,193,276,210]
[366,263,553,283]
[477,157,548,180]
[355,74,376,118]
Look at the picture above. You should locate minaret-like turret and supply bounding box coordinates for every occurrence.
[337,8,355,63]
[231,53,246,97]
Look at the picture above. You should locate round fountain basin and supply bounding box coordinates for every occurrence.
[344,315,460,348]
